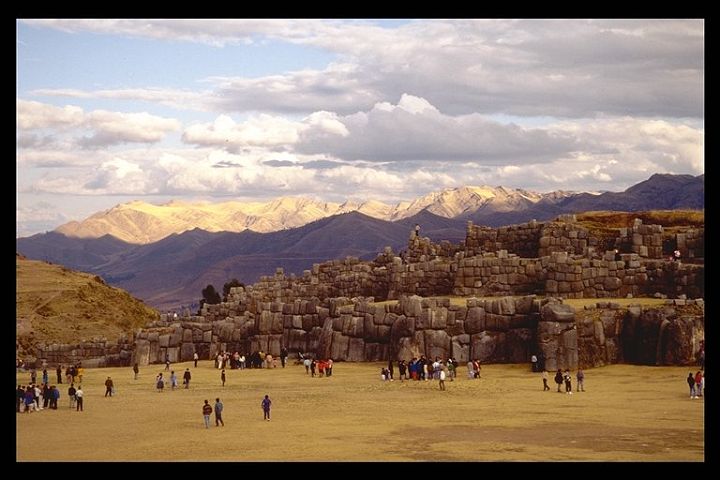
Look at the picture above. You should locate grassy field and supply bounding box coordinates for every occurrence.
[16,361,704,461]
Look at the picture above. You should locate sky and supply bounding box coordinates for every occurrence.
[16,19,704,237]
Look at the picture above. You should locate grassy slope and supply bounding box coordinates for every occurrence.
[16,361,704,461]
[16,257,158,355]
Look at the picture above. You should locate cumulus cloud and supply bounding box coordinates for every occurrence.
[296,94,582,163]
[17,100,83,129]
[27,20,703,119]
[17,100,181,149]
[183,114,301,150]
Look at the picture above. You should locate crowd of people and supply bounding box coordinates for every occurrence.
[18,343,705,427]
[16,362,87,413]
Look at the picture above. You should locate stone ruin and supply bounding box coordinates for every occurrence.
[32,215,704,369]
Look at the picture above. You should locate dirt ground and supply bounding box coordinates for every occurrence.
[16,362,704,461]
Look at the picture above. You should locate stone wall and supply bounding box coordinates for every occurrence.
[453,251,544,297]
[538,219,596,258]
[35,335,135,368]
[132,294,703,370]
[676,228,704,259]
[614,219,664,258]
[465,220,543,258]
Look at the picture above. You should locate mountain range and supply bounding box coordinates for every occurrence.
[53,185,574,244]
[17,173,704,310]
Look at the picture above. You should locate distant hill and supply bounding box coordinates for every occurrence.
[464,174,704,226]
[16,256,159,358]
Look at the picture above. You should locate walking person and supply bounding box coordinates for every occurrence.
[183,368,192,389]
[214,398,225,426]
[563,369,573,395]
[202,400,212,428]
[280,347,288,368]
[694,371,703,397]
[554,369,564,392]
[133,363,139,380]
[193,352,199,368]
[542,370,550,391]
[439,364,447,391]
[156,373,165,392]
[576,369,585,392]
[104,377,114,397]
[16,385,24,413]
[165,354,170,371]
[531,354,538,372]
[398,360,407,382]
[261,394,272,421]
[303,357,311,374]
[687,372,697,398]
[221,369,226,387]
[388,359,394,381]
[57,365,63,384]
[75,386,84,411]
[170,371,178,390]
[68,384,76,409]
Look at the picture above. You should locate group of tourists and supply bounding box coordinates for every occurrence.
[687,371,705,399]
[200,394,272,428]
[213,349,290,370]
[155,368,192,391]
[302,358,334,377]
[16,363,87,413]
[16,382,84,412]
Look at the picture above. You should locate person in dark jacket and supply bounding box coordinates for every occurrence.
[183,368,192,389]
[104,377,114,397]
[554,369,564,392]
[214,398,225,426]
[687,372,697,398]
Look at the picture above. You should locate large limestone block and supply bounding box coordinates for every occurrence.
[315,318,334,359]
[424,330,451,360]
[271,313,284,334]
[451,336,470,363]
[497,297,516,315]
[257,311,272,334]
[470,331,506,363]
[330,331,350,361]
[347,338,365,361]
[287,329,307,352]
[166,347,180,363]
[430,308,448,329]
[133,339,150,366]
[390,315,414,338]
[541,303,575,323]
[182,329,193,343]
[268,335,282,356]
[180,343,196,362]
[159,334,170,348]
[395,336,423,361]
[465,307,486,334]
[307,326,324,355]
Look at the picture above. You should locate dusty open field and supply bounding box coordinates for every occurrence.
[16,361,703,461]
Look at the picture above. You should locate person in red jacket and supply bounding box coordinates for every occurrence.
[202,400,212,428]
